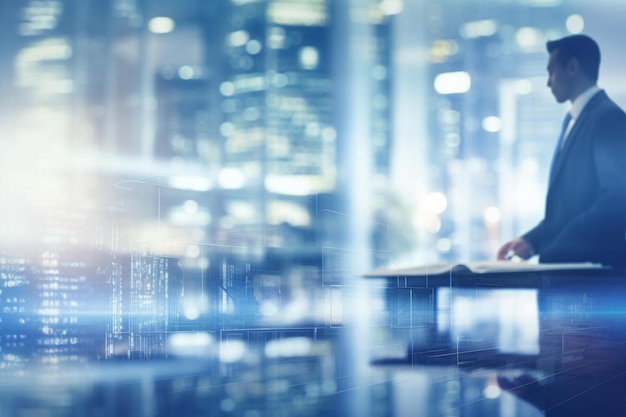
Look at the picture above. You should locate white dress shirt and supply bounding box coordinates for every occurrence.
[561,85,602,148]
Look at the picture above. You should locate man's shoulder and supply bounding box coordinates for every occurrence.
[595,90,623,109]
[588,93,626,138]
[589,91,626,119]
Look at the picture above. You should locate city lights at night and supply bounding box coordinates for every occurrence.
[1,0,626,416]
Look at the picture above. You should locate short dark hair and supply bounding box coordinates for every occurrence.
[546,34,601,82]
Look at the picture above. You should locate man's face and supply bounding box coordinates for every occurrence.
[546,50,573,103]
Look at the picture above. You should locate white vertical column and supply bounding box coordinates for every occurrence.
[390,1,433,265]
[332,1,374,416]
[345,3,374,262]
[498,80,519,246]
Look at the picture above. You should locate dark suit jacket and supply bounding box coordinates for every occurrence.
[523,90,626,268]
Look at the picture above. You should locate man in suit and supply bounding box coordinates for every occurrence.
[497,34,626,269]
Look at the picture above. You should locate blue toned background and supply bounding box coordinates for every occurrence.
[0,0,625,416]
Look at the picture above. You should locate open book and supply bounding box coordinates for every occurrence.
[364,260,606,278]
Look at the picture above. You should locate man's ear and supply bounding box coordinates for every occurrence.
[566,57,579,77]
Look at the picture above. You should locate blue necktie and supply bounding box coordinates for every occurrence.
[549,112,572,178]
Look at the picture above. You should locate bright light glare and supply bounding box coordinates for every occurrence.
[267,1,328,26]
[484,206,501,224]
[425,215,441,234]
[379,0,404,15]
[168,176,212,191]
[299,46,319,70]
[436,238,452,253]
[265,337,313,358]
[148,17,175,34]
[434,71,471,94]
[268,27,286,49]
[220,122,235,137]
[426,192,448,214]
[460,19,497,39]
[178,66,194,80]
[219,167,246,189]
[566,14,585,34]
[183,200,199,213]
[431,39,459,62]
[229,30,250,47]
[260,301,278,316]
[482,116,503,133]
[265,175,313,195]
[516,79,532,95]
[219,82,235,97]
[220,340,247,363]
[484,383,502,399]
[184,306,200,320]
[16,39,72,64]
[516,27,542,51]
[182,295,209,320]
[186,244,201,258]
[246,39,262,55]
[167,332,213,357]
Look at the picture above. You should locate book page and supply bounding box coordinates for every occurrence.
[364,261,605,278]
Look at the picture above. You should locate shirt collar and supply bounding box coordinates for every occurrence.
[570,85,602,119]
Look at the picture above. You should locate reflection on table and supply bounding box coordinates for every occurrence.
[2,266,625,416]
[368,265,626,416]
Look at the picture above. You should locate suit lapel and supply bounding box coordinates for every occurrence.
[549,91,605,186]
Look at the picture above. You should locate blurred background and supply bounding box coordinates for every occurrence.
[0,0,625,415]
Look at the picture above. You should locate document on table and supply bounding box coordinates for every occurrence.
[364,260,605,278]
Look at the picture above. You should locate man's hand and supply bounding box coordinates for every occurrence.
[497,237,534,260]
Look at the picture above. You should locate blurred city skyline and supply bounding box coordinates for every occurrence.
[1,0,625,379]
